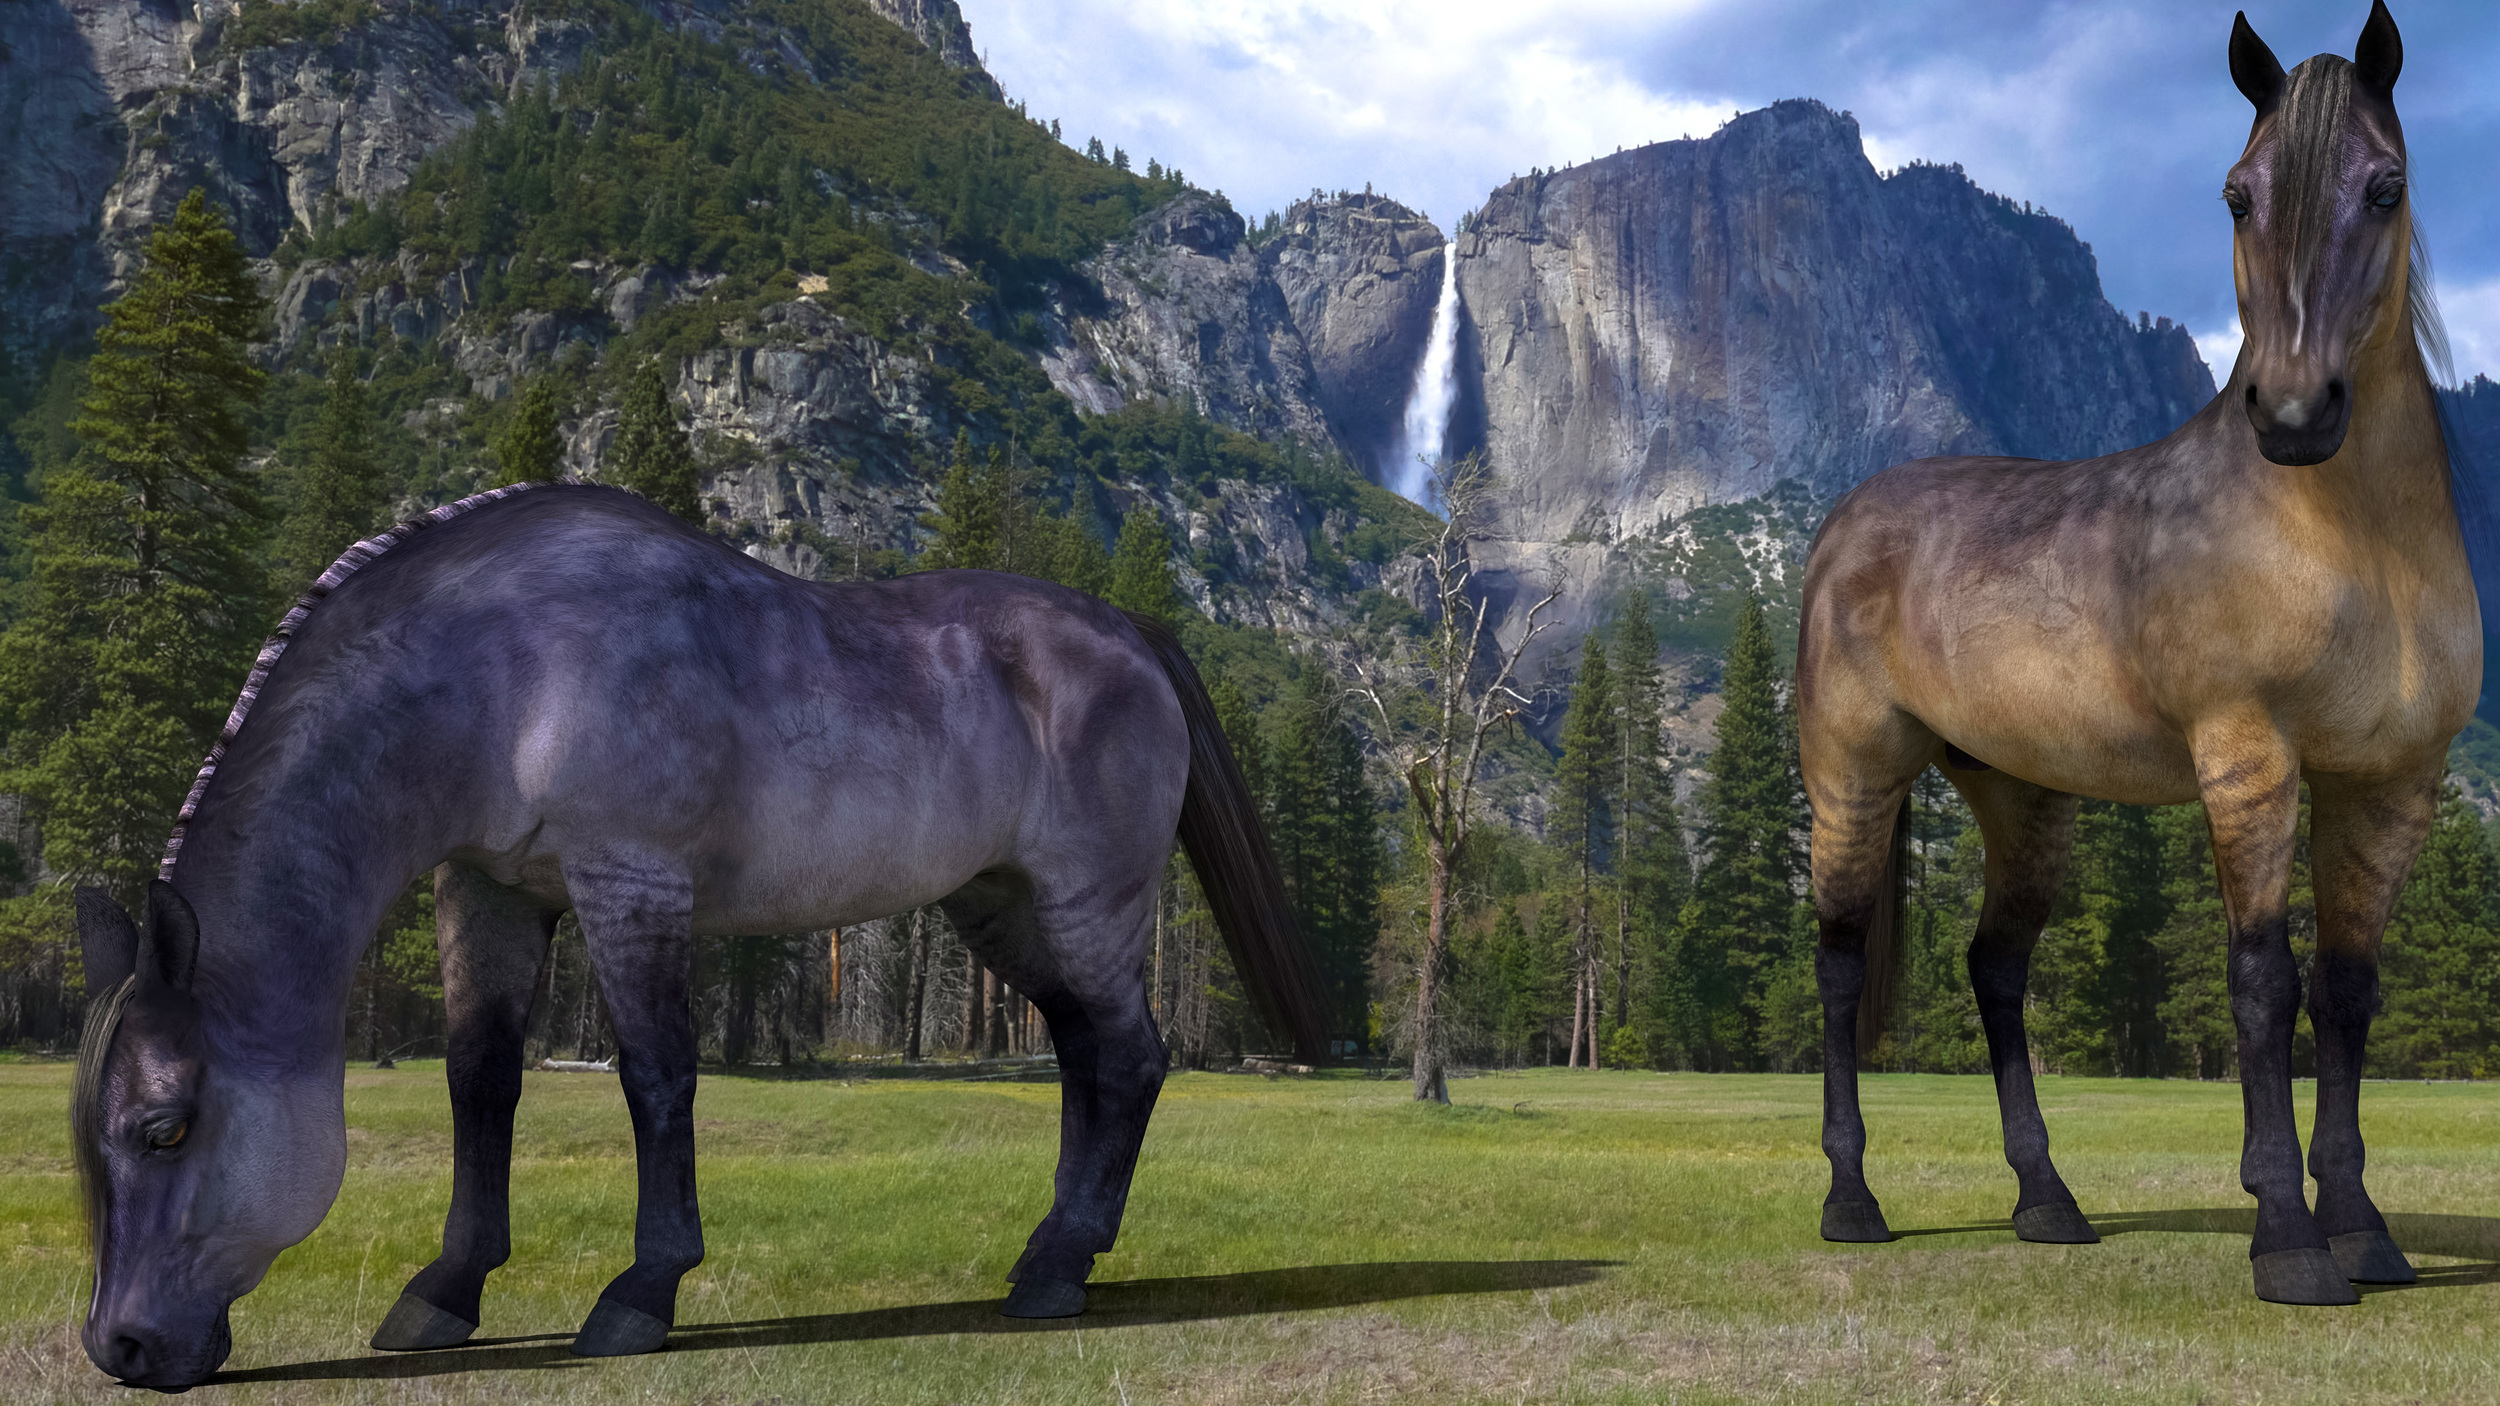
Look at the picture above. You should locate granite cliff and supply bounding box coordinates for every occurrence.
[1453,101,2215,548]
[2,0,1436,640]
[1037,190,1447,486]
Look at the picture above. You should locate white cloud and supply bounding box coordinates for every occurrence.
[2192,318,2243,387]
[966,0,1734,228]
[2434,276,2500,388]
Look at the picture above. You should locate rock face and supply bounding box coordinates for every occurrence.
[0,0,587,365]
[1041,191,1448,472]
[1040,194,1330,448]
[1,0,200,361]
[1265,194,1446,481]
[1455,101,2216,545]
[0,0,993,366]
[863,0,999,98]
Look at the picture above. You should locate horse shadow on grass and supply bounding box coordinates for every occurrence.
[1889,1208,2500,1292]
[207,1259,1617,1385]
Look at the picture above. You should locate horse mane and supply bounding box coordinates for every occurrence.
[157,481,553,880]
[73,973,138,1232]
[2281,48,2493,599]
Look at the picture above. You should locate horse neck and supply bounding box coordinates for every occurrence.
[167,714,448,1074]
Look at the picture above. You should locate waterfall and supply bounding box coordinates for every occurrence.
[1388,236,1462,506]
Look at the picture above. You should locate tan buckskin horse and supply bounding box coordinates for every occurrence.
[1796,1,2480,1306]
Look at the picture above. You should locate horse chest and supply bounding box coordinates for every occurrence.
[2145,556,2478,775]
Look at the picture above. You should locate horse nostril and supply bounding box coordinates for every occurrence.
[105,1333,149,1380]
[2325,379,2346,408]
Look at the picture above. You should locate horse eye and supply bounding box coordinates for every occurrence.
[146,1121,187,1151]
[2371,185,2404,210]
[2224,191,2250,220]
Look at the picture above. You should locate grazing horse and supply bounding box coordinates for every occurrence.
[1797,1,2479,1306]
[70,482,1327,1389]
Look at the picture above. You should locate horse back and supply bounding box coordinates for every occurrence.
[276,487,1186,930]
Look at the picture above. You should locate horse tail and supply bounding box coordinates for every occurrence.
[1855,795,1913,1061]
[1121,610,1331,1064]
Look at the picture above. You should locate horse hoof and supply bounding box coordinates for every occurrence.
[1000,1277,1087,1319]
[1820,1201,1892,1243]
[572,1298,672,1356]
[370,1293,477,1351]
[2329,1231,2416,1285]
[2252,1248,2358,1305]
[2013,1202,2100,1244]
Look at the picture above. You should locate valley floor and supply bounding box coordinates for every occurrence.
[4,1063,2497,1404]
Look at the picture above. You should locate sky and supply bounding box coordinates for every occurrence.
[962,0,2500,385]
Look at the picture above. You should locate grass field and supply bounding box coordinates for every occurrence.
[4,1062,2497,1405]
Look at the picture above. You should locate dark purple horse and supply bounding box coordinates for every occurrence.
[71,482,1327,1389]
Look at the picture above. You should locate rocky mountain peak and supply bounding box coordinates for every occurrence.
[862,0,998,98]
[1457,97,2217,549]
[1139,194,1244,257]
[1266,193,1447,483]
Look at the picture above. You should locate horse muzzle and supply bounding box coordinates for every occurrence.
[2243,376,2352,466]
[84,1301,232,1392]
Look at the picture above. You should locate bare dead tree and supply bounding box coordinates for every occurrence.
[903,908,930,1060]
[1350,451,1564,1103]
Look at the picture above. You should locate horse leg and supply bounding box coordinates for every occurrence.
[371,864,560,1350]
[1948,771,2093,1243]
[2305,769,2440,1285]
[1807,750,1925,1243]
[943,868,1164,1318]
[565,850,704,1355]
[2197,734,2353,1305]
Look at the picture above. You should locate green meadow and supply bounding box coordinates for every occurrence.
[4,1062,2497,1404]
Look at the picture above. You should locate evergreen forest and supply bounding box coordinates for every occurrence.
[0,0,2495,1092]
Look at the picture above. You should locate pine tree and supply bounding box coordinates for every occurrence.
[1264,667,1380,1050]
[2372,787,2500,1077]
[1612,595,1686,1064]
[1691,596,1803,1066]
[1554,637,1616,1064]
[921,432,1004,570]
[275,355,387,586]
[2030,800,2168,1075]
[0,189,272,902]
[2151,804,2234,1078]
[1030,512,1111,597]
[1106,504,1180,622]
[606,358,701,522]
[1209,678,1266,808]
[493,374,566,486]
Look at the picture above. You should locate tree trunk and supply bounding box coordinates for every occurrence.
[904,909,929,1061]
[1573,973,1586,1067]
[985,971,1008,1056]
[361,952,379,1062]
[1616,886,1631,1036]
[962,946,981,1051]
[727,942,757,1066]
[1412,842,1451,1103]
[1151,872,1166,1021]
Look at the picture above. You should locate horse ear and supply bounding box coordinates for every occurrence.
[142,880,200,991]
[2354,0,2401,94]
[2230,11,2287,114]
[75,887,138,995]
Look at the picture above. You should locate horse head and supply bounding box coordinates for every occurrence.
[2225,1,2415,466]
[73,881,347,1390]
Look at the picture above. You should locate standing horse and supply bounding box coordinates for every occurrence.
[1798,2,2479,1305]
[70,481,1328,1389]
